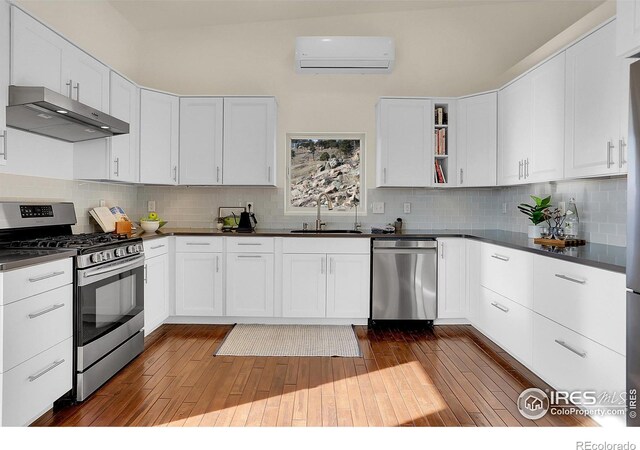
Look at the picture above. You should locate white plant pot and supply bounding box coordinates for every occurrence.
[528,225,543,239]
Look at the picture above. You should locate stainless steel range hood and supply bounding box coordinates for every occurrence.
[6,85,129,143]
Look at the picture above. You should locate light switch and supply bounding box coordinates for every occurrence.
[148,200,156,212]
[403,202,411,214]
[372,202,385,214]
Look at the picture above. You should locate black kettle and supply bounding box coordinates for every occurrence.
[236,205,258,233]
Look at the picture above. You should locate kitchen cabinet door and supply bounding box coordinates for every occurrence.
[144,253,169,335]
[109,72,139,182]
[226,253,274,317]
[180,97,223,185]
[376,98,432,187]
[326,254,370,319]
[498,78,530,185]
[465,239,481,325]
[436,238,467,319]
[176,252,224,316]
[140,89,179,185]
[565,21,625,178]
[456,92,497,187]
[0,1,8,167]
[529,52,565,183]
[617,0,640,58]
[282,254,326,318]
[10,6,65,94]
[223,97,276,186]
[62,45,110,112]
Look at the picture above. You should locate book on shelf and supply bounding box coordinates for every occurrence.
[434,128,447,155]
[434,107,448,126]
[434,160,446,184]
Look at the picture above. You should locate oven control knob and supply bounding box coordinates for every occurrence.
[115,248,126,257]
[127,245,136,254]
[103,252,112,261]
[136,244,144,253]
[90,253,103,263]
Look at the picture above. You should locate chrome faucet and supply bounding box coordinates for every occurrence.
[315,193,334,230]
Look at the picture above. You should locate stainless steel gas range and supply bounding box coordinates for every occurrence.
[0,201,145,401]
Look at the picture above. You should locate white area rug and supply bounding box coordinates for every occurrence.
[215,324,362,357]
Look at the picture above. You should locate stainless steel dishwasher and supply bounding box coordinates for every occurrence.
[371,238,437,324]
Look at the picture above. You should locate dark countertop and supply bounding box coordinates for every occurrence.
[0,248,76,271]
[136,227,626,273]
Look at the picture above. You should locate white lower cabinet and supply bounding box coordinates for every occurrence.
[144,252,170,334]
[226,253,274,317]
[476,286,533,366]
[326,254,370,319]
[282,254,326,318]
[437,238,467,319]
[175,252,224,316]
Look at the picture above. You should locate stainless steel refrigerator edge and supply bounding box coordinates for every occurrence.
[371,239,437,322]
[628,60,640,426]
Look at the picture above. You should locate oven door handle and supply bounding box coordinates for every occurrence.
[81,255,145,279]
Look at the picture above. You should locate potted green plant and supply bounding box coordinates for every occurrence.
[517,195,551,238]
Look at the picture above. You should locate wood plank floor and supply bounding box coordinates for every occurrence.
[32,324,596,427]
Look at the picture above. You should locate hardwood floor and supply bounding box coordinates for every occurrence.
[32,324,596,427]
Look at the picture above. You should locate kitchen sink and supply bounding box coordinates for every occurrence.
[290,229,363,234]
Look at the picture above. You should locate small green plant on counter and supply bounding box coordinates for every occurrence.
[517,195,552,225]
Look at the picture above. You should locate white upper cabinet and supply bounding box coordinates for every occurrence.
[565,21,628,178]
[139,89,179,185]
[179,97,223,185]
[617,0,640,57]
[109,72,139,182]
[223,97,276,186]
[376,98,432,187]
[498,52,565,185]
[0,0,8,167]
[456,92,497,187]
[11,7,109,112]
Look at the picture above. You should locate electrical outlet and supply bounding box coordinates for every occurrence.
[558,201,566,215]
[148,200,156,212]
[502,203,507,214]
[403,202,411,214]
[99,199,106,207]
[246,201,254,212]
[372,202,385,214]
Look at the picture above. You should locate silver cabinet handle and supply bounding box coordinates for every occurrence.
[237,255,262,259]
[329,257,334,274]
[620,138,627,168]
[144,264,148,283]
[491,301,509,313]
[28,303,64,319]
[216,166,220,183]
[186,242,210,246]
[66,79,73,98]
[554,339,587,358]
[216,255,220,273]
[150,244,165,250]
[459,168,464,185]
[74,82,80,102]
[518,160,523,180]
[268,166,272,183]
[554,273,586,285]
[525,158,529,179]
[29,271,65,283]
[320,257,324,275]
[491,254,510,262]
[173,166,178,182]
[440,242,445,259]
[114,157,120,177]
[237,243,262,246]
[383,168,387,184]
[607,141,615,169]
[0,131,7,163]
[28,359,65,382]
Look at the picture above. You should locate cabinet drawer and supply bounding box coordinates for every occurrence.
[476,286,533,366]
[479,243,533,308]
[144,237,169,258]
[2,258,72,305]
[282,238,369,254]
[175,236,223,253]
[2,337,72,426]
[2,284,72,372]
[533,256,625,355]
[226,237,274,253]
[532,313,625,402]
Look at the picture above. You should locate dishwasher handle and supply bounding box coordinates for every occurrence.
[373,247,438,254]
[373,240,438,250]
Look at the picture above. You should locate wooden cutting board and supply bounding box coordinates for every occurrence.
[533,237,586,247]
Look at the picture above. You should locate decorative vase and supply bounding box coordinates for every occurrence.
[546,226,565,240]
[528,225,543,239]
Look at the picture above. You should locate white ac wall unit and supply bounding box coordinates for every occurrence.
[295,36,395,74]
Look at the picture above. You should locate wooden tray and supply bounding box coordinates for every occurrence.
[533,237,586,248]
